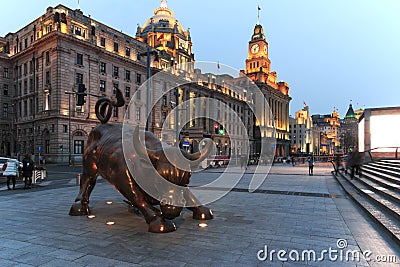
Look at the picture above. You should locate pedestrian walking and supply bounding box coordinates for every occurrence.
[3,159,18,190]
[22,154,35,189]
[307,155,314,176]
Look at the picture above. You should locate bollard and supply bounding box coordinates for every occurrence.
[76,174,81,185]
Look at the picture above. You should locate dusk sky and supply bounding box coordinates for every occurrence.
[1,0,399,117]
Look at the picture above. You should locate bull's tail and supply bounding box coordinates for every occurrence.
[95,88,124,124]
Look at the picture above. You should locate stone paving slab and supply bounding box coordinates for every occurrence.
[0,166,399,266]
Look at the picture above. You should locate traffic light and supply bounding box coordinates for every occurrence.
[214,123,219,134]
[76,84,87,106]
[218,125,225,135]
[59,145,63,151]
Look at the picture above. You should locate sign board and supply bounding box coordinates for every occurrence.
[182,141,190,147]
[38,146,42,152]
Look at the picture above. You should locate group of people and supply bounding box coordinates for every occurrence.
[2,154,35,190]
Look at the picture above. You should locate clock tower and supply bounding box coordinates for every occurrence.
[245,24,277,85]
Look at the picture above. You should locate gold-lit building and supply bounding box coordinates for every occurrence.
[242,23,291,156]
[289,105,313,154]
[312,109,341,155]
[0,2,253,163]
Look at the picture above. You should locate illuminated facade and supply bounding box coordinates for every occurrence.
[242,23,291,156]
[0,2,252,162]
[311,109,341,155]
[0,5,151,162]
[289,105,313,154]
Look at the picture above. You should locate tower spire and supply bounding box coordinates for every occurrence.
[257,5,261,25]
[161,0,168,8]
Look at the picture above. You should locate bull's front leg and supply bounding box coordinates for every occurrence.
[184,189,214,220]
[69,160,98,216]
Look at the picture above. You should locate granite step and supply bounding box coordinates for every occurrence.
[356,175,400,205]
[333,171,400,246]
[366,163,400,178]
[362,166,400,186]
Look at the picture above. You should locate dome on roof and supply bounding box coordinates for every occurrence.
[141,0,185,35]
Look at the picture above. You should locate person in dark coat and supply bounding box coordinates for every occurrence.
[350,148,360,179]
[22,154,35,189]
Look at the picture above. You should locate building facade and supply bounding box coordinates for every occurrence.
[311,109,341,155]
[242,23,291,157]
[289,105,313,154]
[0,2,254,163]
[340,103,359,153]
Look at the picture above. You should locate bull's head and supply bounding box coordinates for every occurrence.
[131,127,213,219]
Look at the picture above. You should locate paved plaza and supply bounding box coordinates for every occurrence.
[0,165,399,266]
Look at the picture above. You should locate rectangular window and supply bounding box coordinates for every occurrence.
[45,140,50,154]
[51,124,55,132]
[74,140,84,154]
[3,68,9,78]
[45,51,50,64]
[125,105,130,119]
[113,107,118,117]
[76,73,83,85]
[136,107,141,121]
[162,95,167,106]
[100,62,106,73]
[113,83,118,95]
[113,66,119,77]
[114,42,119,52]
[136,73,141,84]
[100,37,105,47]
[3,103,8,119]
[24,39,28,49]
[76,53,83,65]
[3,84,8,96]
[24,63,27,75]
[63,125,67,133]
[99,80,106,92]
[136,89,141,100]
[125,47,130,57]
[24,80,27,95]
[24,100,27,116]
[125,87,130,97]
[125,70,131,81]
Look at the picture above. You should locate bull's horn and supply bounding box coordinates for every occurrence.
[182,138,213,165]
[132,126,158,160]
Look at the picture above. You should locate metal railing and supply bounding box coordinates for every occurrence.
[363,147,400,162]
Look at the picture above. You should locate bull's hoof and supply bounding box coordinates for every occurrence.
[148,216,176,233]
[192,206,213,220]
[69,203,91,216]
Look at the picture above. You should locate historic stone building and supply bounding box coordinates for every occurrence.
[289,105,313,154]
[340,103,359,153]
[312,109,341,155]
[0,2,253,163]
[242,23,291,156]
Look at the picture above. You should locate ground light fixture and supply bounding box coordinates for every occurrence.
[198,222,208,228]
[106,221,115,226]
[87,215,96,219]
[106,201,113,204]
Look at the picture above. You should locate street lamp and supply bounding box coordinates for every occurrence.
[137,47,159,131]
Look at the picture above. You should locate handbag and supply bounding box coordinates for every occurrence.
[2,163,7,171]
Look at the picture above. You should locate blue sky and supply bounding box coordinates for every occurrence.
[1,0,399,117]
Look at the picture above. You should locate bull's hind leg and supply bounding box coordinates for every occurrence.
[184,190,214,220]
[119,186,176,233]
[69,161,98,216]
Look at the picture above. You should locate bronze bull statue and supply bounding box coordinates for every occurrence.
[69,123,214,233]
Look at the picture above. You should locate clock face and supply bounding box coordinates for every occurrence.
[251,44,260,54]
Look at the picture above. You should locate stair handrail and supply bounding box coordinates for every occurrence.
[363,147,400,162]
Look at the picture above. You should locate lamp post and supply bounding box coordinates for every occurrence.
[65,91,74,165]
[138,47,158,131]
